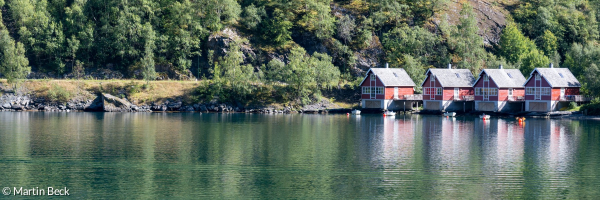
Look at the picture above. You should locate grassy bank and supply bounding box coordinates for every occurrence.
[1,79,202,105]
[0,79,359,108]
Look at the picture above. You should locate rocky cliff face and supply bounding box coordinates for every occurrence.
[206,28,257,66]
[434,0,508,46]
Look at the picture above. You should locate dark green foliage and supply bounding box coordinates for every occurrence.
[337,15,356,44]
[569,101,578,110]
[261,9,293,46]
[2,0,600,102]
[382,26,441,67]
[563,42,600,95]
[447,3,486,74]
[401,54,426,93]
[581,99,600,115]
[0,30,30,84]
[264,47,340,104]
[329,40,356,73]
[241,4,267,30]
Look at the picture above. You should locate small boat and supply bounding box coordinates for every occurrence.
[480,114,490,120]
[443,112,456,117]
[383,111,396,116]
[351,110,361,115]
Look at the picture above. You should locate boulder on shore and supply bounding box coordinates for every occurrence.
[102,93,133,112]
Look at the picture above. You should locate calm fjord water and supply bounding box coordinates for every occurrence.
[0,112,599,199]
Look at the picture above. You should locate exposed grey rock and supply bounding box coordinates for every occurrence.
[84,96,104,111]
[168,101,182,111]
[181,106,195,112]
[11,104,22,110]
[206,27,256,66]
[102,93,132,112]
[200,105,208,112]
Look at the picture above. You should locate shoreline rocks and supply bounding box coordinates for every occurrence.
[0,93,303,114]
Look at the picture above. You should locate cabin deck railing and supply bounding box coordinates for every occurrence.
[454,95,474,101]
[508,96,525,101]
[393,94,423,101]
[559,95,594,102]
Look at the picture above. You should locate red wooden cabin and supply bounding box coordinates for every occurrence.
[473,67,526,112]
[524,66,581,112]
[360,68,416,110]
[421,66,475,111]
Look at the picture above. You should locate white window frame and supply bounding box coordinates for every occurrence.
[436,88,442,95]
[484,75,489,81]
[508,88,513,96]
[535,74,540,81]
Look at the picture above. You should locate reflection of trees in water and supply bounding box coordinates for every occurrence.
[1,113,600,198]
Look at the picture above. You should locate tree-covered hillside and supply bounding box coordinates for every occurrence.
[1,0,600,99]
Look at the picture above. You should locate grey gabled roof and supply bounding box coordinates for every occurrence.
[526,68,581,87]
[360,68,416,87]
[475,69,526,88]
[422,68,475,87]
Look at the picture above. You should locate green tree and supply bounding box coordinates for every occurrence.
[141,23,156,84]
[537,30,558,57]
[521,48,550,75]
[329,40,356,74]
[383,26,440,68]
[337,15,356,44]
[498,23,534,64]
[262,9,293,46]
[268,47,340,103]
[311,52,340,90]
[401,54,426,93]
[563,42,600,81]
[584,63,600,95]
[0,30,31,84]
[370,0,409,29]
[448,3,485,73]
[214,42,256,100]
[200,0,242,32]
[241,4,266,30]
[298,0,336,40]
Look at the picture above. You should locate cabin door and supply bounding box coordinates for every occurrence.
[454,88,459,100]
[560,88,565,99]
[370,74,376,99]
[483,75,489,101]
[394,87,398,99]
[535,88,541,100]
[483,90,489,101]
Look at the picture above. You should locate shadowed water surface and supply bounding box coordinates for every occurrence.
[0,112,599,198]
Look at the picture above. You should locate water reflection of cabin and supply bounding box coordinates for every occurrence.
[473,65,526,112]
[524,65,583,112]
[360,67,417,111]
[421,65,475,112]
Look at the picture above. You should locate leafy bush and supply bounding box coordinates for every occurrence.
[126,81,143,96]
[47,84,73,103]
[568,102,577,110]
[581,99,600,115]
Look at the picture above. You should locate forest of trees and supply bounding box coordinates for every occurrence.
[1,0,600,102]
